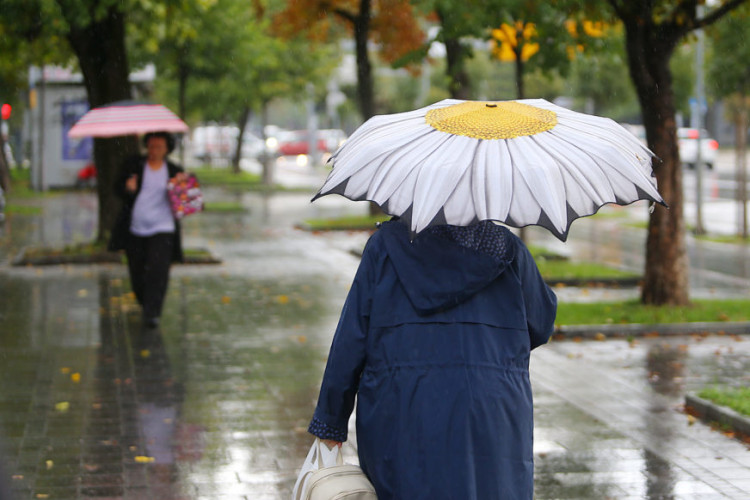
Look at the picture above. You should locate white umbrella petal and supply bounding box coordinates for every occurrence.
[480,141,515,222]
[412,135,477,232]
[443,164,479,226]
[549,127,661,202]
[368,131,447,204]
[537,133,616,197]
[506,136,567,233]
[320,124,431,194]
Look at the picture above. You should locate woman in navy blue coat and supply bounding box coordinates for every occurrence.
[308,219,557,500]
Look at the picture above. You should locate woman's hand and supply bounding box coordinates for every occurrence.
[321,439,342,450]
[125,174,138,193]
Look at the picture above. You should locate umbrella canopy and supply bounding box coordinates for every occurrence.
[313,99,665,241]
[67,100,188,138]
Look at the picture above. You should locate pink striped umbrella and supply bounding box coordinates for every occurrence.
[67,101,188,138]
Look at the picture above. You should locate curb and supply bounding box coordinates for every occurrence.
[554,321,750,338]
[685,393,750,438]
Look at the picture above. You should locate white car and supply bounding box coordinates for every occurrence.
[622,124,718,169]
[677,127,719,170]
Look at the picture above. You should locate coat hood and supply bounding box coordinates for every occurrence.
[379,221,517,315]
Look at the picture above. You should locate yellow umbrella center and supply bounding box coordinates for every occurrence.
[425,101,557,140]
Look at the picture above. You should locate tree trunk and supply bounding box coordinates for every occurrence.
[514,52,525,100]
[736,103,748,239]
[64,4,138,245]
[260,102,273,187]
[623,23,689,306]
[233,106,251,174]
[0,130,10,192]
[354,0,374,121]
[178,53,189,168]
[443,37,471,99]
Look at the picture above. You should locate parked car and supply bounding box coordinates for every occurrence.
[622,124,719,169]
[677,127,719,170]
[266,129,347,157]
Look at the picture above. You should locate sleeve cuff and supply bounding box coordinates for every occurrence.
[308,416,348,442]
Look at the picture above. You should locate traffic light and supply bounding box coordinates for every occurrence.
[1,103,11,120]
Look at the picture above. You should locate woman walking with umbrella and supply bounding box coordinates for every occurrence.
[303,99,664,498]
[307,218,557,499]
[109,131,185,328]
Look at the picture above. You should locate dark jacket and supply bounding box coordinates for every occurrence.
[108,154,184,262]
[310,220,557,500]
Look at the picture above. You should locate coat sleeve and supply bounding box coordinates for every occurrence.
[308,236,379,442]
[516,243,557,350]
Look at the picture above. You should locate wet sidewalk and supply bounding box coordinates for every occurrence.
[1,188,749,499]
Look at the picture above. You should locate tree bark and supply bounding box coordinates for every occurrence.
[233,106,251,174]
[0,130,10,192]
[736,102,748,239]
[443,37,471,99]
[260,101,273,186]
[514,54,525,100]
[63,4,138,245]
[177,51,189,167]
[622,20,689,306]
[353,0,374,121]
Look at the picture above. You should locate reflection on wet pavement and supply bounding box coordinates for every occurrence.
[1,190,749,499]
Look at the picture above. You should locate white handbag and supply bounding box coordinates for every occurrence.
[292,438,377,500]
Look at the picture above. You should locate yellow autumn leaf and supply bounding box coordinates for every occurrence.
[60,367,71,374]
[54,402,70,412]
[221,295,231,304]
[594,333,606,341]
[277,295,289,305]
[71,373,81,383]
[135,456,155,463]
[583,20,605,38]
[77,289,88,298]
[140,349,151,358]
[46,460,53,470]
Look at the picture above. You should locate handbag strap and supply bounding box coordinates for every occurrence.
[316,438,343,467]
[292,438,344,500]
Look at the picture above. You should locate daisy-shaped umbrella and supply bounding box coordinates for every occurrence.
[313,99,665,241]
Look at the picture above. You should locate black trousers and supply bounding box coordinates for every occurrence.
[125,232,174,321]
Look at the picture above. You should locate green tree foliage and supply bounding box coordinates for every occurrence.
[587,0,749,306]
[707,4,750,237]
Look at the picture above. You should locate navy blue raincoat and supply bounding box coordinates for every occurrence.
[308,220,557,500]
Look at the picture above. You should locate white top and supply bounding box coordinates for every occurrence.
[130,162,175,236]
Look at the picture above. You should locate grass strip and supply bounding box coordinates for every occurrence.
[203,201,246,213]
[695,233,750,245]
[4,204,43,215]
[698,387,750,417]
[556,299,750,325]
[536,259,637,280]
[190,167,262,186]
[303,214,391,231]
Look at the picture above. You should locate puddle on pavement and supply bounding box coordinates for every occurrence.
[2,190,749,499]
